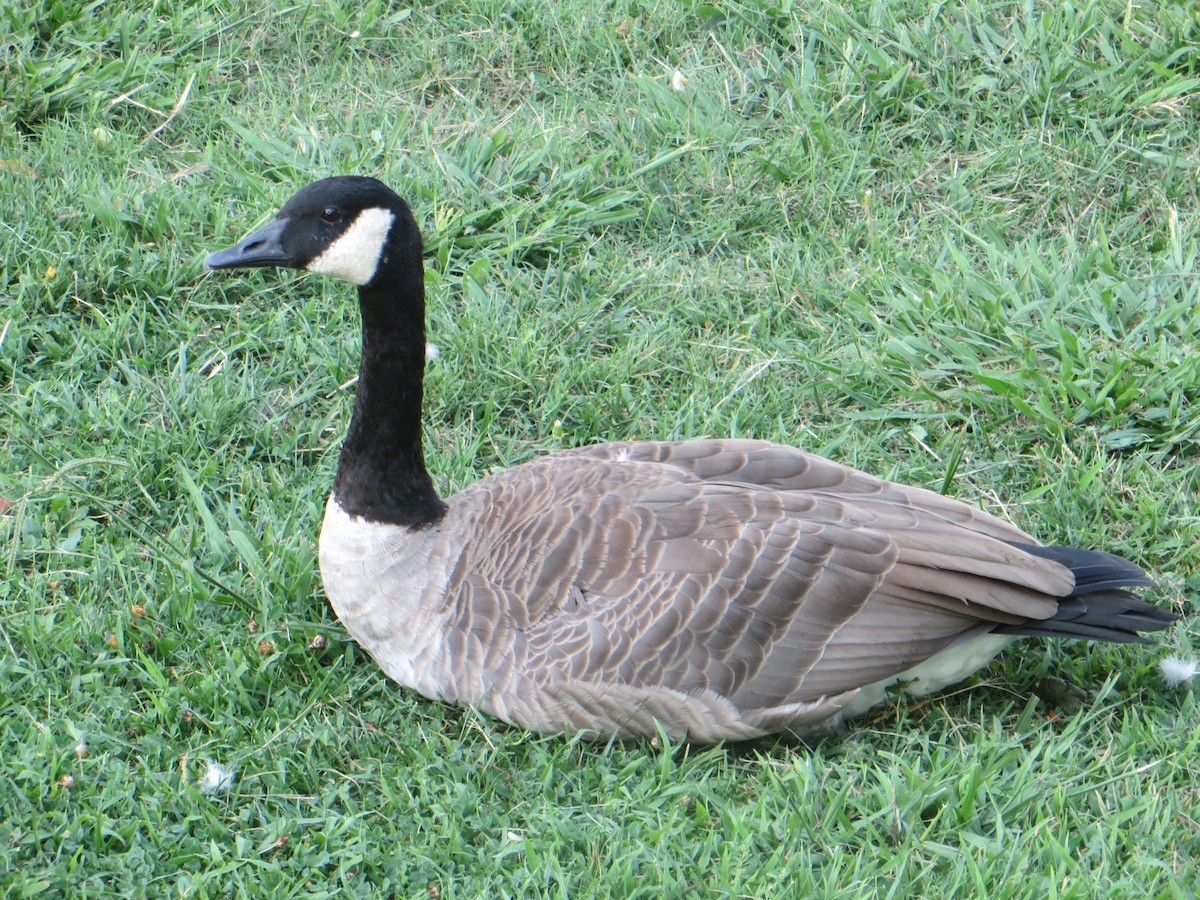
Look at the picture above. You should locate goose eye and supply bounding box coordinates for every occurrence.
[321,207,342,223]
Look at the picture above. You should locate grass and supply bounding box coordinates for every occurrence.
[2,0,1199,894]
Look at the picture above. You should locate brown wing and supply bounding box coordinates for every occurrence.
[439,439,1074,735]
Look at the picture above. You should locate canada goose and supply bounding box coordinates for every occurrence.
[205,176,1177,742]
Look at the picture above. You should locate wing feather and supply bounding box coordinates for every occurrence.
[427,438,1146,737]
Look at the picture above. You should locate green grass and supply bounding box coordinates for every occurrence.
[2,0,1199,894]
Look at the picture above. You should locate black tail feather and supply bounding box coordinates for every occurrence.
[1009,543,1157,593]
[995,544,1177,644]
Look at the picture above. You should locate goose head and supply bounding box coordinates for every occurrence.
[204,175,422,289]
[205,176,443,528]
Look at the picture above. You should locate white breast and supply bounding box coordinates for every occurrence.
[318,494,454,697]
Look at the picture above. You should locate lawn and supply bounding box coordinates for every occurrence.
[2,0,1199,895]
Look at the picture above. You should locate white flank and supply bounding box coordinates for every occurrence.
[306,206,395,285]
[840,632,1014,719]
[1159,654,1199,688]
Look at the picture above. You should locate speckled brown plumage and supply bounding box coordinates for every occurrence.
[319,438,1168,741]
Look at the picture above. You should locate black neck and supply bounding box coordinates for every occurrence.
[332,271,447,528]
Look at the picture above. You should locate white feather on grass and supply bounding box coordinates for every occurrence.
[1159,655,1199,688]
[198,759,235,794]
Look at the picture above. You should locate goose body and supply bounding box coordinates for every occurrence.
[206,176,1176,741]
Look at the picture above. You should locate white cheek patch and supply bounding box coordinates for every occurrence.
[306,207,395,285]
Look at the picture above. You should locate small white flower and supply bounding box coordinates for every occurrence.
[199,760,235,794]
[1159,655,1199,688]
[671,70,688,92]
[425,343,439,362]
